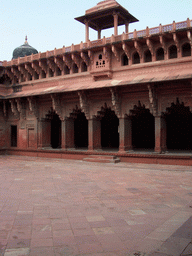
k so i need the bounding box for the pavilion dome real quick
[12,36,38,59]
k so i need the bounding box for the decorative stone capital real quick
[78,91,89,120]
[51,94,63,121]
[148,84,158,116]
[110,88,121,118]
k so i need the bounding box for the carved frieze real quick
[110,88,121,118]
[5,69,14,80]
[25,63,33,76]
[11,67,20,79]
[80,52,89,66]
[160,35,167,54]
[146,38,154,56]
[18,65,28,80]
[27,97,39,119]
[173,33,180,52]
[148,84,158,116]
[54,57,64,70]
[47,59,55,72]
[78,91,89,119]
[32,62,41,75]
[72,53,81,68]
[39,60,47,73]
[51,94,63,120]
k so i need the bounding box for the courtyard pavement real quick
[0,155,191,256]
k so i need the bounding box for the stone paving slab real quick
[0,155,191,256]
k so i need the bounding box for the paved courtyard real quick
[0,155,191,256]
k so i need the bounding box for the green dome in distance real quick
[12,36,38,59]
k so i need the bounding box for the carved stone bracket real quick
[134,40,142,58]
[5,69,14,80]
[47,59,55,72]
[112,45,120,61]
[103,47,111,62]
[110,88,121,118]
[146,38,154,56]
[54,57,64,70]
[173,33,180,52]
[11,67,20,79]
[72,53,81,68]
[80,52,89,65]
[39,60,47,73]
[63,55,72,69]
[9,99,20,118]
[32,62,41,75]
[148,84,158,116]
[160,35,167,54]
[25,63,33,76]
[78,91,89,119]
[18,65,28,80]
[15,98,26,119]
[27,97,39,119]
[122,43,131,59]
[51,94,63,120]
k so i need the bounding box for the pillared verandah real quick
[0,0,192,165]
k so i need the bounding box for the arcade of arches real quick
[42,100,192,152]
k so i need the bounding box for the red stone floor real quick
[0,155,191,256]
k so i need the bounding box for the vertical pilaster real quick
[88,118,101,151]
[119,117,132,152]
[98,29,101,39]
[85,20,89,42]
[62,118,74,149]
[125,23,129,34]
[155,115,167,153]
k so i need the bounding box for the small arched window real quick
[156,47,164,61]
[144,50,152,62]
[133,52,140,64]
[182,43,191,57]
[122,54,129,66]
[99,54,102,60]
[169,45,177,59]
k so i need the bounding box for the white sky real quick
[1,0,192,61]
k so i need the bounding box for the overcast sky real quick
[1,0,192,61]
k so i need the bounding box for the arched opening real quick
[130,101,155,150]
[41,70,46,78]
[169,45,177,59]
[132,52,140,64]
[64,65,70,75]
[34,72,39,80]
[44,110,62,149]
[182,43,191,57]
[156,47,164,61]
[70,108,88,148]
[49,68,54,77]
[56,67,61,76]
[73,64,79,74]
[98,105,119,149]
[164,99,192,151]
[144,50,152,62]
[81,62,87,72]
[122,53,129,66]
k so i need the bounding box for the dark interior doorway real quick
[164,99,192,150]
[74,111,88,148]
[51,113,61,148]
[11,125,17,147]
[100,107,119,149]
[130,102,155,149]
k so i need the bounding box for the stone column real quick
[125,22,129,34]
[119,117,132,152]
[88,118,101,151]
[62,118,74,149]
[155,115,167,153]
[98,29,101,40]
[85,20,89,42]
[113,13,118,36]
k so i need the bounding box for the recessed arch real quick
[144,50,152,62]
[182,43,191,57]
[121,53,129,66]
[72,63,78,74]
[81,62,87,72]
[130,101,155,150]
[169,45,177,59]
[64,65,70,75]
[97,104,119,149]
[164,98,192,150]
[46,109,61,149]
[132,52,140,64]
[156,47,164,61]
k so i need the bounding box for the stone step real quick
[83,155,120,163]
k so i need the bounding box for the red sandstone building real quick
[0,0,192,165]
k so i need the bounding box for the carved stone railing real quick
[2,18,192,67]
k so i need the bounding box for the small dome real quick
[12,36,38,59]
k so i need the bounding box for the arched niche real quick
[144,50,152,63]
[156,47,164,61]
[130,101,155,150]
[132,52,140,64]
[182,43,191,57]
